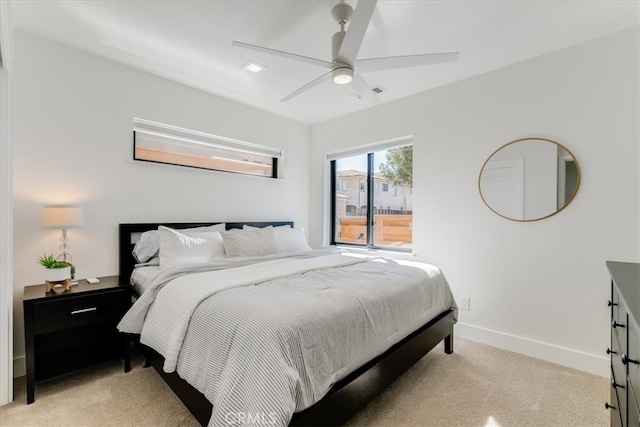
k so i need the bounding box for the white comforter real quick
[118,250,456,426]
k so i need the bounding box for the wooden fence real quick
[338,215,412,246]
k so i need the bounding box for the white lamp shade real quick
[42,206,85,229]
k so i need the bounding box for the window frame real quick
[328,138,413,252]
[133,118,282,179]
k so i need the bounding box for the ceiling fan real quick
[232,0,459,103]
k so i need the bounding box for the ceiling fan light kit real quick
[232,0,459,103]
[332,67,353,84]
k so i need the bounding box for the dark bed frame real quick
[119,222,454,426]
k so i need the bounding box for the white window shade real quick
[326,136,412,161]
[133,118,282,178]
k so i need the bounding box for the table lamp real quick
[42,205,85,262]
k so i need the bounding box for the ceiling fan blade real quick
[336,0,378,65]
[356,52,459,73]
[232,41,333,69]
[349,73,379,105]
[280,71,332,102]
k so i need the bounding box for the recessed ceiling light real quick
[243,61,266,73]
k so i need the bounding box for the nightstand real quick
[23,276,131,404]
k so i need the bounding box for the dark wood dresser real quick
[607,261,640,427]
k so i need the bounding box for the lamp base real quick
[55,251,73,263]
[45,278,71,293]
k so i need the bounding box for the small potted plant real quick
[38,254,75,282]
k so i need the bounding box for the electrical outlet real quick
[460,296,470,311]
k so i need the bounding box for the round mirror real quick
[478,137,580,221]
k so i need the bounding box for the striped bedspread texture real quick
[118,249,457,426]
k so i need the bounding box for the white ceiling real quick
[11,0,639,125]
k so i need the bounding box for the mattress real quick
[119,250,456,426]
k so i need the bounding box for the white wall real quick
[11,31,310,375]
[310,28,639,376]
[0,0,14,405]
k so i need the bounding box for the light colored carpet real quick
[0,338,608,427]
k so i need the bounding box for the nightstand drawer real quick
[34,290,128,334]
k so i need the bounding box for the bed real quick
[117,221,456,426]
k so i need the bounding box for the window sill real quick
[334,244,415,260]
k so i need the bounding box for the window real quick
[133,118,281,178]
[341,180,348,191]
[329,139,413,250]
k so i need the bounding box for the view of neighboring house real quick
[335,170,413,217]
[334,170,413,248]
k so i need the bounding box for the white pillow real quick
[273,227,311,253]
[158,226,226,269]
[243,224,310,253]
[132,232,160,263]
[133,223,226,263]
[222,226,278,257]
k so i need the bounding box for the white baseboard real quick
[455,322,609,378]
[11,325,608,379]
[13,355,25,378]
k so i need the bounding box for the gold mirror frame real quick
[478,137,581,222]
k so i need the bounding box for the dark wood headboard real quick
[118,221,294,280]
